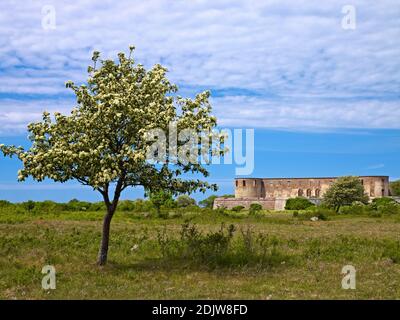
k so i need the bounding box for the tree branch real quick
[99,183,111,207]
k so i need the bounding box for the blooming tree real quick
[323,176,368,212]
[0,46,222,265]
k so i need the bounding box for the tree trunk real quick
[97,178,124,266]
[97,205,115,266]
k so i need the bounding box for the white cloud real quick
[0,98,74,135]
[0,0,399,133]
[0,183,86,191]
[366,163,385,170]
[212,95,400,129]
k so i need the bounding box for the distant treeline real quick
[0,195,235,213]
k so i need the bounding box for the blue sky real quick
[0,0,399,202]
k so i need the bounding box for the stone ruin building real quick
[213,176,390,210]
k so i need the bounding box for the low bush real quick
[297,207,336,221]
[369,211,383,218]
[65,199,92,211]
[156,222,288,268]
[129,199,155,213]
[231,205,245,212]
[377,202,400,215]
[214,207,227,216]
[285,197,315,210]
[249,203,262,215]
[176,195,196,208]
[367,197,400,215]
[198,195,218,208]
[371,197,396,208]
[0,200,12,208]
[157,210,170,219]
[338,200,400,216]
[32,200,61,213]
[21,200,35,211]
[169,211,183,219]
[89,202,107,211]
[117,200,137,211]
[339,203,366,215]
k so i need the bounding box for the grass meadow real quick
[1,206,400,299]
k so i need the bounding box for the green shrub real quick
[117,200,137,211]
[214,207,227,216]
[65,199,92,211]
[148,190,176,212]
[0,200,12,208]
[362,197,400,216]
[32,200,60,213]
[316,213,328,221]
[338,205,353,215]
[199,195,218,208]
[89,201,107,211]
[21,200,35,211]
[156,222,288,268]
[184,205,200,212]
[371,197,396,208]
[292,210,299,217]
[157,210,170,219]
[298,207,336,221]
[176,195,196,208]
[378,202,400,215]
[129,199,154,212]
[285,197,314,210]
[231,205,245,212]
[164,198,177,209]
[169,211,183,218]
[369,211,383,218]
[339,203,366,215]
[389,180,400,196]
[249,203,262,215]
[314,207,336,215]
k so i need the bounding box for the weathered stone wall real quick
[274,198,287,211]
[213,197,275,210]
[235,176,389,200]
[234,178,263,198]
[225,176,390,211]
[391,196,400,203]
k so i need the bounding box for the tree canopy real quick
[0,46,223,265]
[148,189,175,213]
[176,195,196,207]
[323,176,368,212]
[390,180,400,196]
[198,195,218,208]
[0,46,219,196]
